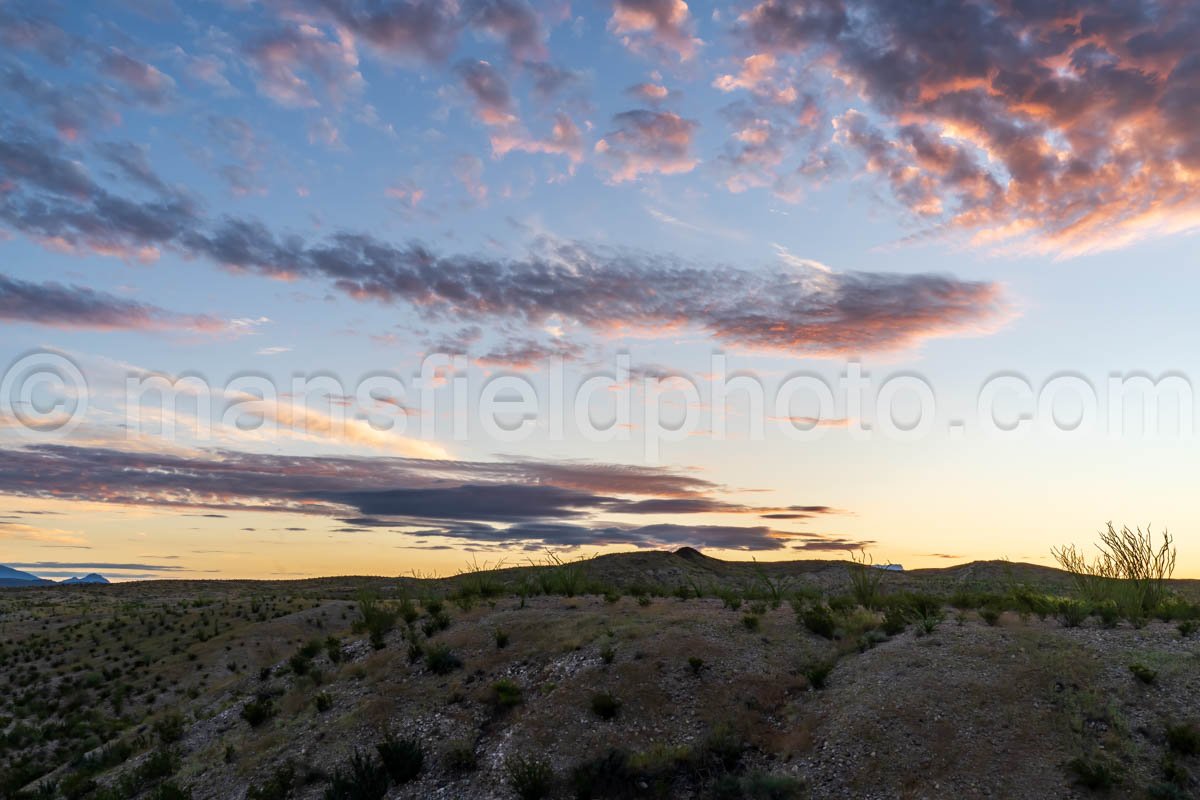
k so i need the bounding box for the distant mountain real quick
[62,573,110,585]
[0,565,111,587]
[0,564,52,587]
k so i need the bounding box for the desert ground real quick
[2,549,1198,800]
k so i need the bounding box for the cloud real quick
[609,0,700,60]
[0,444,860,551]
[99,48,176,108]
[0,122,1005,355]
[244,22,363,108]
[95,141,171,194]
[476,336,585,369]
[625,82,674,105]
[0,521,86,545]
[453,153,488,201]
[7,561,187,571]
[315,0,464,63]
[456,59,516,125]
[0,62,121,140]
[733,0,1200,256]
[0,274,227,332]
[490,113,584,163]
[595,109,699,181]
[0,7,73,64]
[467,0,547,62]
[526,62,585,102]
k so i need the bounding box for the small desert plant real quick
[599,642,616,665]
[1130,663,1158,685]
[712,772,805,799]
[590,691,622,720]
[444,742,478,773]
[1177,620,1197,638]
[880,606,908,635]
[742,614,761,632]
[241,696,276,728]
[489,679,523,711]
[323,749,389,800]
[354,591,398,650]
[425,644,462,675]
[505,754,555,800]
[153,713,186,745]
[799,604,836,639]
[1166,723,1200,756]
[688,656,704,676]
[1058,598,1089,628]
[1066,754,1123,790]
[980,606,1001,626]
[315,692,333,712]
[801,659,834,690]
[637,595,652,607]
[1052,523,1176,619]
[846,549,884,609]
[377,733,423,783]
[494,628,510,649]
[246,762,296,800]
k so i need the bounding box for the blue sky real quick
[1,0,1198,580]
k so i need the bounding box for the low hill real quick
[2,549,1198,799]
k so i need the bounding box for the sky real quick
[1,0,1198,581]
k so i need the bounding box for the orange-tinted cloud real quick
[732,0,1200,256]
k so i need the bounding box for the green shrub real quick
[247,762,296,800]
[1130,663,1158,685]
[880,606,908,636]
[489,679,523,711]
[1052,523,1176,620]
[505,754,555,800]
[980,607,1001,626]
[354,592,398,650]
[688,656,704,676]
[377,733,423,784]
[241,696,276,728]
[1057,599,1089,628]
[324,749,389,800]
[799,605,836,639]
[599,643,616,665]
[590,691,621,720]
[712,772,805,799]
[153,713,185,745]
[444,742,477,773]
[494,628,510,649]
[846,549,884,609]
[741,614,761,632]
[1066,755,1123,790]
[424,645,462,675]
[801,660,834,690]
[1166,723,1200,756]
[315,692,333,712]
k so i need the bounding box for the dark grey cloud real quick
[0,444,854,551]
[0,273,224,331]
[476,337,585,368]
[7,561,188,571]
[315,0,464,63]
